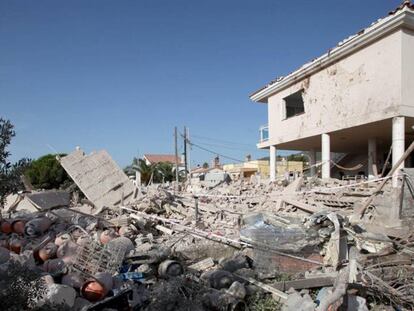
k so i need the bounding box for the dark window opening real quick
[284,90,304,119]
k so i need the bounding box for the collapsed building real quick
[1,133,414,311]
[1,2,414,311]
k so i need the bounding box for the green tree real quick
[124,158,176,185]
[124,158,154,185]
[202,162,209,169]
[153,161,175,183]
[0,118,31,205]
[124,157,140,177]
[287,154,307,163]
[25,154,71,189]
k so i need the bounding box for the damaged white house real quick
[251,2,414,186]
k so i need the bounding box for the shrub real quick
[25,154,70,190]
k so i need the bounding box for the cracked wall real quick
[266,29,403,147]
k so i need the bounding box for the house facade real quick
[143,154,182,166]
[223,159,303,180]
[251,2,414,187]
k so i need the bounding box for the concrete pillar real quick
[322,133,331,179]
[392,117,405,188]
[136,170,142,186]
[368,138,377,180]
[308,149,316,177]
[270,145,277,182]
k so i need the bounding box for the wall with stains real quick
[402,28,414,117]
[266,30,403,147]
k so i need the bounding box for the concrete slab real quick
[4,194,38,213]
[26,191,70,210]
[60,149,135,209]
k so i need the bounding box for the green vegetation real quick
[25,154,71,190]
[0,118,31,205]
[287,153,307,163]
[124,157,176,185]
[0,260,71,311]
[247,293,282,311]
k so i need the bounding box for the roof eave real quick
[250,9,414,104]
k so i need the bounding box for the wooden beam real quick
[272,277,335,291]
[234,273,288,301]
[283,198,322,213]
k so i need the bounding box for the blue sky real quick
[1,0,402,168]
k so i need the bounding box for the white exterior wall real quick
[265,30,403,147]
[401,28,414,117]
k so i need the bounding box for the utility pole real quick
[187,127,191,184]
[184,126,188,179]
[174,127,179,190]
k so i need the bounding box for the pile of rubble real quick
[1,148,414,310]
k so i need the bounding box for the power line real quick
[188,140,244,163]
[191,134,253,147]
[190,139,255,152]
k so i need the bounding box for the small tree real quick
[0,118,31,205]
[25,154,70,189]
[202,162,209,169]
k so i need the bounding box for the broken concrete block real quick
[4,193,37,213]
[283,177,304,194]
[26,190,70,210]
[60,149,135,209]
[282,290,316,311]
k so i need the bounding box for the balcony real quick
[259,125,269,142]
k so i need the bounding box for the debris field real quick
[1,148,414,311]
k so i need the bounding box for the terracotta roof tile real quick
[143,154,182,164]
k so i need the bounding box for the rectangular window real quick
[284,90,304,119]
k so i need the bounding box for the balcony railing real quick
[259,125,269,142]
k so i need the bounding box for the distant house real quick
[223,157,303,180]
[190,166,212,180]
[204,168,230,188]
[143,154,182,166]
[190,166,229,188]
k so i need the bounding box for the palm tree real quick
[125,158,177,185]
[154,162,174,183]
[124,158,154,185]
